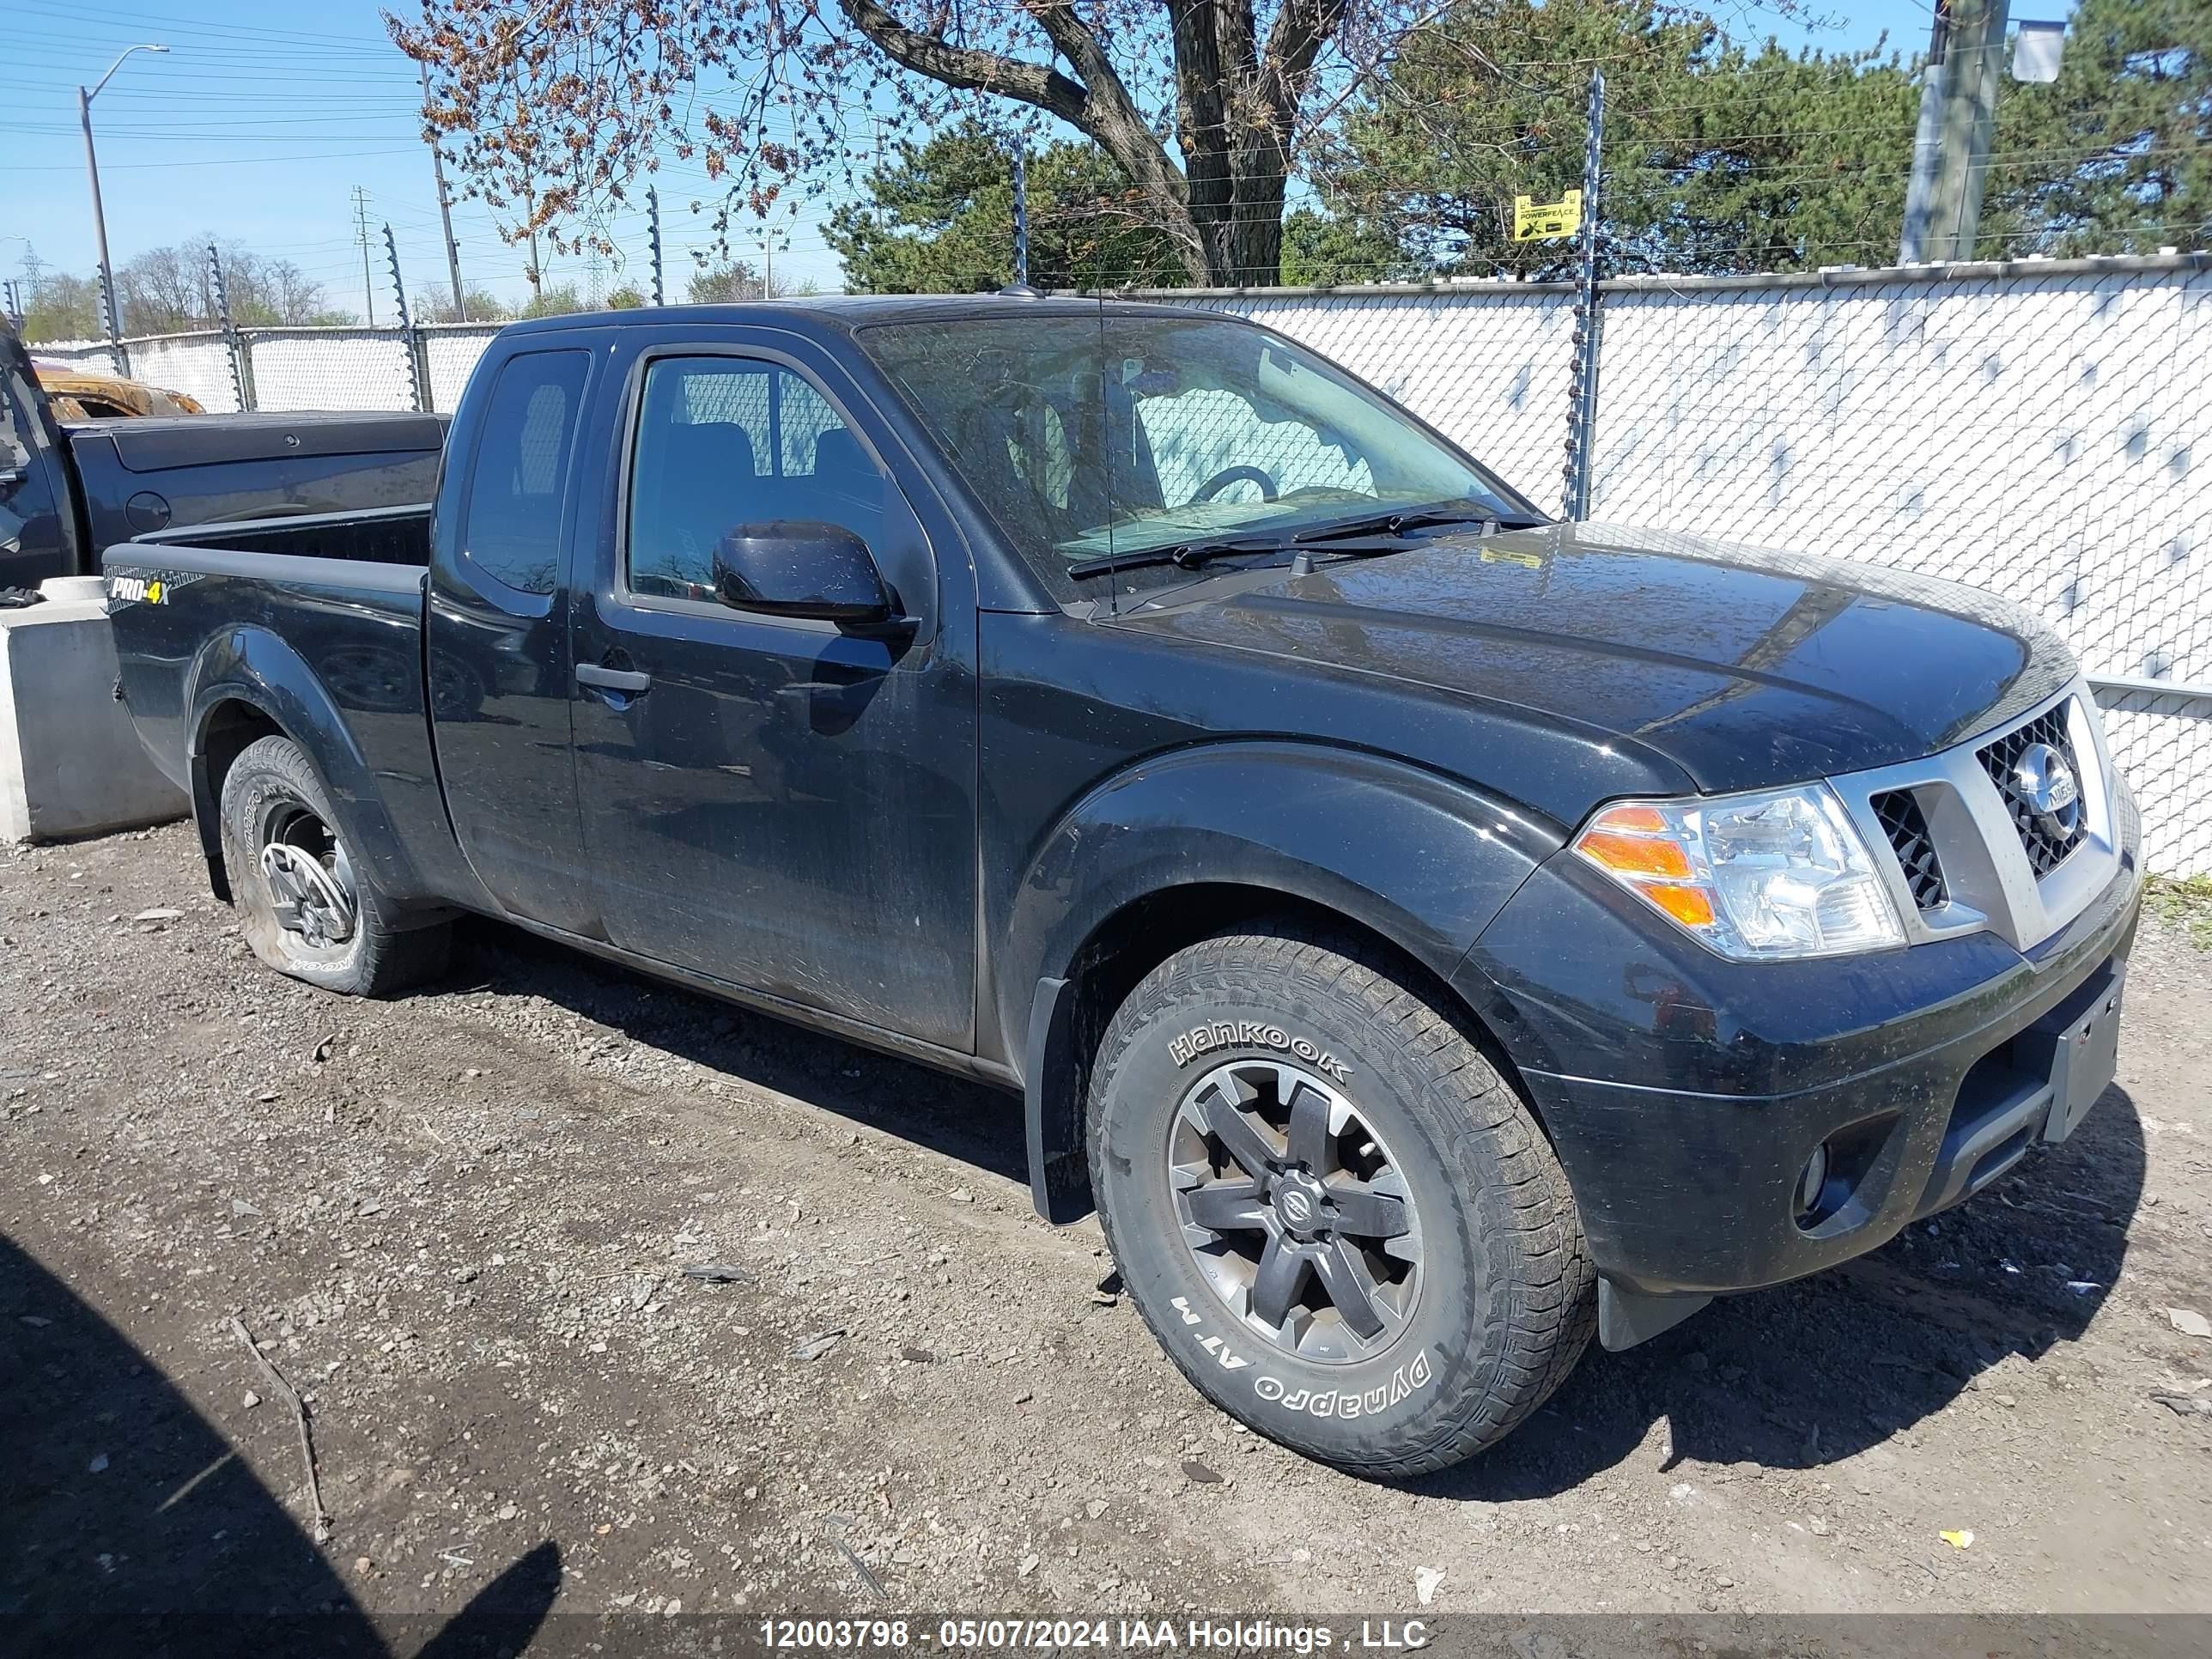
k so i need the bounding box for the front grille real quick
[1873,789,1948,909]
[1978,702,2087,878]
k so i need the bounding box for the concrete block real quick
[0,576,188,842]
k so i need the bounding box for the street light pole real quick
[79,42,167,358]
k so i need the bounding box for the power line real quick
[0,147,424,173]
[15,0,400,50]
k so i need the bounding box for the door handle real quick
[575,662,652,695]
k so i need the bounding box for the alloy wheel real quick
[1167,1059,1423,1364]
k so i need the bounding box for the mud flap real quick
[1024,975,1092,1224]
[1599,1280,1711,1351]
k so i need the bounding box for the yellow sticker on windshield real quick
[1514,191,1583,241]
[1482,546,1544,569]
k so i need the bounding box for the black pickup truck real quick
[104,298,2140,1478]
[2,324,443,592]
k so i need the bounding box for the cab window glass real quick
[1133,378,1371,507]
[627,356,885,599]
[2,358,61,588]
[460,349,588,595]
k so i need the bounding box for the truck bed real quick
[128,501,431,566]
[102,510,465,909]
[67,412,445,569]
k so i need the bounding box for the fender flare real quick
[184,623,428,904]
[1003,741,1565,1221]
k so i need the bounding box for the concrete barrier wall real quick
[0,580,186,843]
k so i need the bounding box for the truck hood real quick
[1103,520,2076,795]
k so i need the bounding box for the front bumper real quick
[1454,774,2141,1321]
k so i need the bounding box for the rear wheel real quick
[1087,924,1595,1477]
[219,734,450,997]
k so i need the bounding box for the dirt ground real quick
[3,823,2209,1650]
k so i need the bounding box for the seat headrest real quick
[662,419,756,480]
[811,425,867,482]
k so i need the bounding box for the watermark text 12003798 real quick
[754,1619,1431,1652]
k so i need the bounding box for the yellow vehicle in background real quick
[31,361,205,422]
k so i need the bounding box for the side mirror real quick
[710,520,898,628]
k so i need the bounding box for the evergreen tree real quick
[827,123,1191,293]
[1279,208,1419,286]
[1313,0,1920,277]
[1988,0,2209,257]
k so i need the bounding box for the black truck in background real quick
[1,324,443,593]
[104,298,2140,1480]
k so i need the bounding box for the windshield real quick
[858,312,1536,599]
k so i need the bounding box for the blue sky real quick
[2,2,2045,319]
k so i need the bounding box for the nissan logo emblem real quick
[1279,1189,1315,1225]
[2014,741,2081,836]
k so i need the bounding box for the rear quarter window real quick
[460,349,590,595]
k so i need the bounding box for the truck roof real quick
[495,293,1212,338]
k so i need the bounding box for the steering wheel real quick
[1191,464,1279,503]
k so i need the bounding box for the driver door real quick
[569,336,978,1051]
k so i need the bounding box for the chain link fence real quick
[34,324,504,416]
[29,252,2211,873]
[1170,254,2211,878]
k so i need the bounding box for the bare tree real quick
[115,244,206,335]
[20,271,102,343]
[418,281,515,321]
[683,258,805,302]
[110,240,348,332]
[388,0,1489,286]
[243,258,348,325]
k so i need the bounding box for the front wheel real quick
[219,734,450,997]
[1087,926,1595,1478]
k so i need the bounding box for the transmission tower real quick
[351,185,376,325]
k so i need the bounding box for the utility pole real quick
[518,187,544,306]
[351,186,377,324]
[1899,0,2014,263]
[79,42,168,361]
[647,186,665,306]
[418,60,467,322]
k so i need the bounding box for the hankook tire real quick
[219,733,451,998]
[1088,923,1595,1476]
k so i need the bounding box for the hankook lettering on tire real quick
[1168,1021,1352,1081]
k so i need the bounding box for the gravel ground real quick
[3,823,2209,1647]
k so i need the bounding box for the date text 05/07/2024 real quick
[755,1620,1435,1652]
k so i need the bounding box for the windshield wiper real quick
[1066,539,1267,580]
[1292,504,1540,544]
[1066,533,1415,580]
[1063,501,1547,581]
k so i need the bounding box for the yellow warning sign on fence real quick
[1513,190,1583,241]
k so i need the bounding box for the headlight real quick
[1571,783,1905,960]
